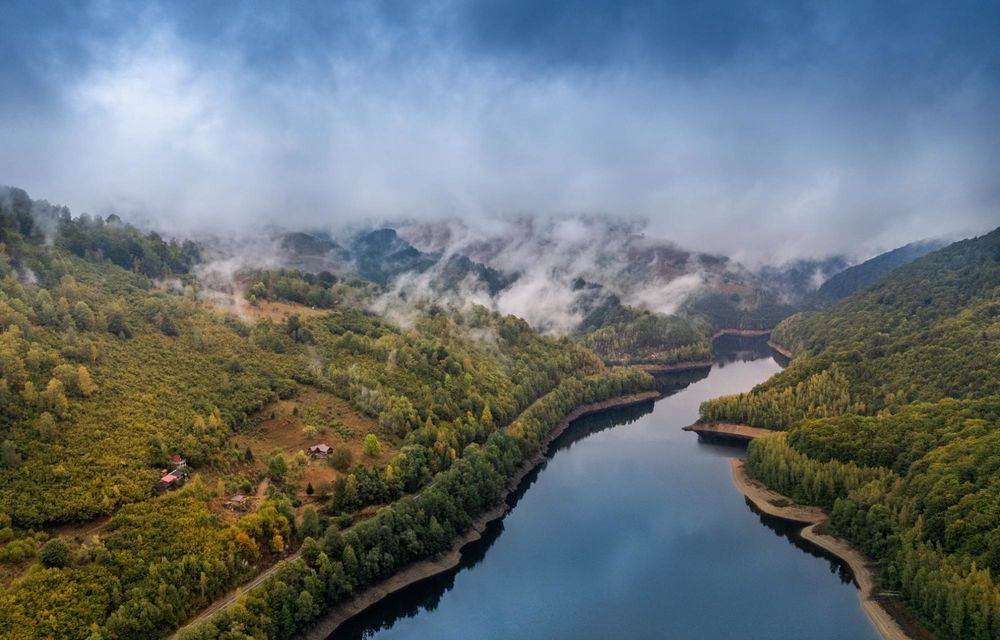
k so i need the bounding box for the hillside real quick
[0,188,652,640]
[813,239,945,303]
[699,227,1000,639]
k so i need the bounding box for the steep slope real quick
[0,188,638,640]
[813,239,946,303]
[700,227,1000,640]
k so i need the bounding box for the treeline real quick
[579,299,712,365]
[746,404,1000,639]
[0,188,620,639]
[246,269,372,309]
[0,485,297,640]
[699,365,862,430]
[745,435,887,507]
[177,367,654,640]
[722,228,1000,640]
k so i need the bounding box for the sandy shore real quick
[682,421,778,441]
[730,459,928,640]
[634,361,713,375]
[767,340,793,360]
[297,390,661,640]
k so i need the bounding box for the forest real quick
[0,189,652,639]
[702,228,1000,639]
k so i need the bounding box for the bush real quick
[38,538,70,568]
[329,447,353,472]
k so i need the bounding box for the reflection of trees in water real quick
[333,389,673,638]
[333,350,762,639]
[745,499,854,585]
[332,518,508,639]
[712,335,774,366]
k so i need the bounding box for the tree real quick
[306,482,314,496]
[363,434,381,457]
[77,365,95,396]
[38,538,70,568]
[329,447,352,472]
[72,301,95,330]
[36,412,58,441]
[244,446,255,462]
[45,378,69,417]
[269,454,288,484]
[300,507,320,540]
[286,314,302,340]
[0,440,20,469]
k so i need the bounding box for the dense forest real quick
[0,188,652,639]
[576,294,712,365]
[701,228,1000,639]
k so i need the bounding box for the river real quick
[331,339,880,640]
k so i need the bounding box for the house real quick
[308,443,332,458]
[157,464,189,493]
[171,454,187,467]
[158,472,182,492]
[224,494,251,511]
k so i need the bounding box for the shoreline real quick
[712,328,772,339]
[297,389,661,640]
[730,459,930,640]
[682,421,778,441]
[767,340,793,360]
[634,361,713,375]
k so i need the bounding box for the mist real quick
[1,1,998,262]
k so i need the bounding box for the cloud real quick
[0,1,998,261]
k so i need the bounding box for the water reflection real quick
[331,339,878,640]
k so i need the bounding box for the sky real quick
[1,0,998,261]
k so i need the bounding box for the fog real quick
[1,1,998,263]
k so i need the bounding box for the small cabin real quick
[171,454,187,467]
[157,464,189,493]
[308,444,332,458]
[225,494,251,511]
[158,472,183,492]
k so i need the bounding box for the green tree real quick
[363,434,381,457]
[268,454,288,484]
[38,538,70,568]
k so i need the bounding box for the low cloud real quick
[1,2,997,262]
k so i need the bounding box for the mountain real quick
[700,227,1000,640]
[813,239,946,303]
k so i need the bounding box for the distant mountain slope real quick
[813,239,946,302]
[703,227,1000,429]
[350,228,439,284]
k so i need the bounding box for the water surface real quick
[335,346,879,640]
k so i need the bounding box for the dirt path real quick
[255,478,269,501]
[730,459,926,640]
[170,548,303,638]
[173,390,661,639]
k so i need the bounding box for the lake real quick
[332,341,880,640]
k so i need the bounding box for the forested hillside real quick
[0,188,649,640]
[813,239,944,303]
[700,227,1000,639]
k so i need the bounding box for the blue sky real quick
[1,1,998,259]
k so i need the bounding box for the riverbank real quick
[712,328,772,339]
[635,361,713,375]
[682,421,777,441]
[730,459,932,640]
[297,389,661,640]
[767,340,793,360]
